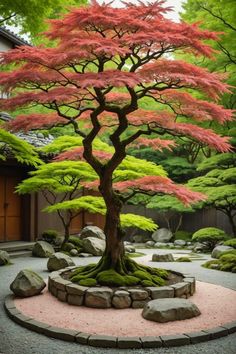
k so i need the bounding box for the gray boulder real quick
[10,269,46,297]
[152,228,173,243]
[79,226,105,240]
[32,241,54,258]
[82,237,105,256]
[152,253,174,262]
[211,245,234,259]
[174,239,186,247]
[0,250,10,266]
[47,252,75,271]
[142,298,201,323]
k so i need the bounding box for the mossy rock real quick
[61,242,75,252]
[140,280,156,287]
[224,238,236,249]
[78,278,97,286]
[96,269,140,287]
[176,257,192,262]
[202,259,220,269]
[132,270,152,281]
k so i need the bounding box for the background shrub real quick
[192,227,228,251]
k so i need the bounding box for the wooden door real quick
[0,175,21,242]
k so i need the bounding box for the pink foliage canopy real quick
[0,0,234,206]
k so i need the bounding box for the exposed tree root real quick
[70,255,169,287]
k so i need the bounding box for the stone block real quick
[88,335,117,348]
[55,279,71,291]
[146,286,174,299]
[161,334,190,346]
[44,327,78,341]
[132,299,150,308]
[112,291,131,308]
[23,319,51,334]
[171,282,190,297]
[75,332,90,344]
[66,283,88,296]
[204,326,228,339]
[85,287,113,308]
[140,336,162,348]
[57,290,67,302]
[128,289,148,300]
[184,331,211,344]
[222,321,236,334]
[68,294,83,306]
[183,277,195,295]
[117,337,142,349]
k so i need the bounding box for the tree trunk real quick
[227,211,236,236]
[99,179,125,269]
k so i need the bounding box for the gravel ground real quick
[0,249,236,354]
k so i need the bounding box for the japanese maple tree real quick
[0,1,233,286]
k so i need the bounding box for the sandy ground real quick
[14,281,236,337]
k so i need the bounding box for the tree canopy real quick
[0,1,233,284]
[0,0,87,37]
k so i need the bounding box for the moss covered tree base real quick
[70,255,169,287]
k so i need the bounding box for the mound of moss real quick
[224,238,236,249]
[192,227,228,251]
[202,252,236,273]
[97,269,140,287]
[175,257,192,262]
[78,278,97,286]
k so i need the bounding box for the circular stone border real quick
[47,266,196,309]
[4,294,236,348]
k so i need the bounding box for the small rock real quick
[78,253,94,257]
[79,226,105,240]
[10,269,46,297]
[152,253,175,262]
[142,298,201,323]
[32,241,54,258]
[211,245,234,259]
[70,249,78,256]
[47,252,75,271]
[146,241,155,247]
[174,240,186,247]
[125,246,136,253]
[152,228,173,243]
[0,250,10,266]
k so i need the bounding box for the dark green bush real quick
[192,227,228,251]
[68,236,83,248]
[41,229,58,243]
[174,230,192,241]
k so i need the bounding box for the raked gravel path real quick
[0,248,236,354]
